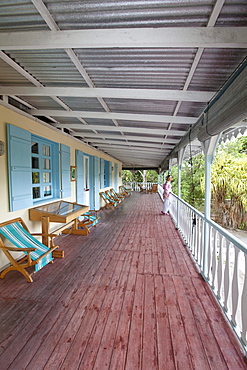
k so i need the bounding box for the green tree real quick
[171,153,205,209]
[122,169,158,183]
[211,138,247,229]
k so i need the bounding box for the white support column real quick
[201,135,221,279]
[177,147,186,229]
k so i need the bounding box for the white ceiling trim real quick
[0,86,215,102]
[0,27,246,50]
[30,109,196,124]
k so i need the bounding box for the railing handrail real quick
[172,193,247,254]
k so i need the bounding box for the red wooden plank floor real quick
[0,192,246,369]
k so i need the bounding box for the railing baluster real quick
[241,254,247,346]
[223,239,231,313]
[206,225,212,280]
[217,234,223,301]
[231,245,240,327]
[211,228,217,290]
[194,215,198,261]
[199,217,204,268]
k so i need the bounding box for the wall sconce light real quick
[0,141,5,156]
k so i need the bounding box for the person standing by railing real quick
[161,175,172,215]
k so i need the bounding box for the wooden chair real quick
[119,186,132,196]
[77,210,101,229]
[0,218,59,282]
[138,184,147,193]
[106,188,124,202]
[147,184,158,194]
[100,191,119,210]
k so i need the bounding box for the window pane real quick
[43,172,51,183]
[31,142,39,154]
[44,186,52,197]
[43,145,50,156]
[32,172,40,184]
[43,158,50,169]
[33,187,40,199]
[32,157,39,169]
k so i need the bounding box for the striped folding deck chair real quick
[105,189,123,203]
[0,218,59,282]
[77,210,101,229]
[108,188,124,202]
[119,186,132,196]
[99,191,119,210]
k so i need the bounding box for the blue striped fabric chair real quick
[119,186,132,196]
[100,191,119,210]
[105,189,123,203]
[0,218,58,282]
[78,210,101,229]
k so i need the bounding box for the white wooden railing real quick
[123,182,157,192]
[168,191,247,356]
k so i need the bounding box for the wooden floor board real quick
[154,274,175,370]
[0,192,246,369]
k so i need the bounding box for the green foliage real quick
[211,138,247,228]
[122,170,133,183]
[122,169,158,183]
[238,136,247,154]
[171,153,205,209]
[122,136,247,229]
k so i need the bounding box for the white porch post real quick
[177,147,186,229]
[201,135,221,279]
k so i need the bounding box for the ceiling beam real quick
[96,143,170,151]
[54,124,184,136]
[0,86,215,102]
[80,134,179,144]
[30,109,196,124]
[101,147,168,154]
[84,140,173,148]
[0,27,246,50]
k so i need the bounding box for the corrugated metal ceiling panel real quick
[0,0,246,169]
[6,50,89,87]
[44,0,215,29]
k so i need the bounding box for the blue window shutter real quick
[76,150,84,204]
[60,144,71,198]
[100,158,104,188]
[114,163,118,191]
[93,156,100,210]
[89,155,94,209]
[109,161,112,187]
[104,160,109,187]
[7,124,32,212]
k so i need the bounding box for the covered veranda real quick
[0,192,246,370]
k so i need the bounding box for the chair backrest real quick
[152,184,158,191]
[149,184,158,193]
[0,220,50,262]
[100,192,115,204]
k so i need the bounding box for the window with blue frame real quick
[31,137,54,201]
[7,124,70,212]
